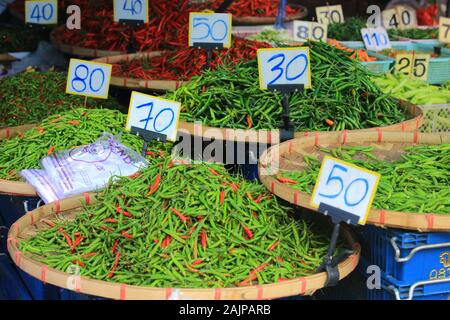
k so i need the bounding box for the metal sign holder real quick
[130,126,167,157]
[119,19,145,54]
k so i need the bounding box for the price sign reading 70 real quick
[311,156,381,225]
[257,48,311,90]
[126,92,181,142]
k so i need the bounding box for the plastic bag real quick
[21,133,148,204]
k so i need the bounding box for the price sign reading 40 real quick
[257,48,311,90]
[311,156,381,225]
[25,0,58,25]
[66,59,112,99]
[361,27,391,51]
[189,12,232,48]
[315,5,344,25]
[293,21,328,42]
[126,92,181,142]
[113,0,149,23]
[382,5,417,30]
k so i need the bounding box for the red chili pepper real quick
[112,239,119,253]
[63,233,73,247]
[254,193,265,203]
[247,115,252,129]
[277,176,299,184]
[239,274,257,286]
[209,168,220,176]
[326,119,334,127]
[148,174,161,195]
[243,226,253,240]
[269,241,280,251]
[170,208,189,223]
[201,229,207,250]
[188,225,197,236]
[41,219,55,228]
[191,259,203,266]
[66,120,80,125]
[82,252,97,258]
[72,260,85,267]
[47,145,55,155]
[129,172,141,179]
[48,117,62,124]
[121,231,134,239]
[104,218,118,223]
[101,226,113,233]
[146,151,156,157]
[219,190,226,205]
[250,262,269,275]
[108,252,121,278]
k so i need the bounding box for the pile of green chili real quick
[278,145,450,214]
[0,71,121,127]
[388,28,438,40]
[19,155,335,288]
[166,41,408,131]
[327,17,367,41]
[0,108,142,181]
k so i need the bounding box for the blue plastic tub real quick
[342,41,398,74]
[361,225,450,283]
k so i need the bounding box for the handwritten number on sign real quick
[319,164,369,207]
[71,65,105,93]
[192,18,227,41]
[123,0,142,15]
[31,3,53,21]
[267,53,308,85]
[137,102,175,133]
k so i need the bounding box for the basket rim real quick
[7,192,360,300]
[258,131,450,232]
[232,5,308,25]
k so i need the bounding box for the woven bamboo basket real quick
[232,5,307,26]
[258,131,450,232]
[93,52,187,91]
[177,100,423,144]
[50,25,124,58]
[7,192,360,300]
[0,53,17,62]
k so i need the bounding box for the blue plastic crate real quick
[360,225,450,283]
[341,41,396,74]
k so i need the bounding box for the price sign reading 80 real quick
[257,48,311,90]
[113,0,148,23]
[189,13,232,48]
[66,59,112,99]
[25,0,58,25]
[311,156,381,225]
[361,27,391,51]
[126,92,181,142]
[293,21,328,42]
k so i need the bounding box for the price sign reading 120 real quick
[189,12,232,48]
[311,156,381,225]
[25,0,58,25]
[257,48,311,90]
[126,92,181,142]
[113,0,149,23]
[66,59,112,99]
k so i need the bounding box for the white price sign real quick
[439,17,450,44]
[25,0,58,25]
[113,0,149,23]
[126,92,181,142]
[311,156,381,225]
[293,21,328,42]
[315,5,344,25]
[382,5,417,30]
[66,59,112,99]
[189,13,232,48]
[361,27,391,51]
[257,48,311,90]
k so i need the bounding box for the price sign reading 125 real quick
[189,13,232,48]
[257,48,311,90]
[361,27,391,51]
[25,0,58,25]
[113,0,149,23]
[126,92,181,142]
[311,156,381,225]
[66,59,112,99]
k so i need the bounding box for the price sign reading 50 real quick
[257,48,311,90]
[113,0,148,23]
[311,156,381,225]
[189,13,232,48]
[126,92,181,142]
[25,0,58,25]
[66,59,112,99]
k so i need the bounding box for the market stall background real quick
[0,0,449,301]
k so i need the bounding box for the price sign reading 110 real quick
[311,156,381,225]
[257,48,311,90]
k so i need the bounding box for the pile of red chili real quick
[209,0,301,17]
[112,38,271,81]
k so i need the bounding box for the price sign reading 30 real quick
[66,59,112,99]
[311,156,381,225]
[113,0,149,23]
[25,0,58,25]
[189,13,232,48]
[126,92,181,142]
[257,48,311,90]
